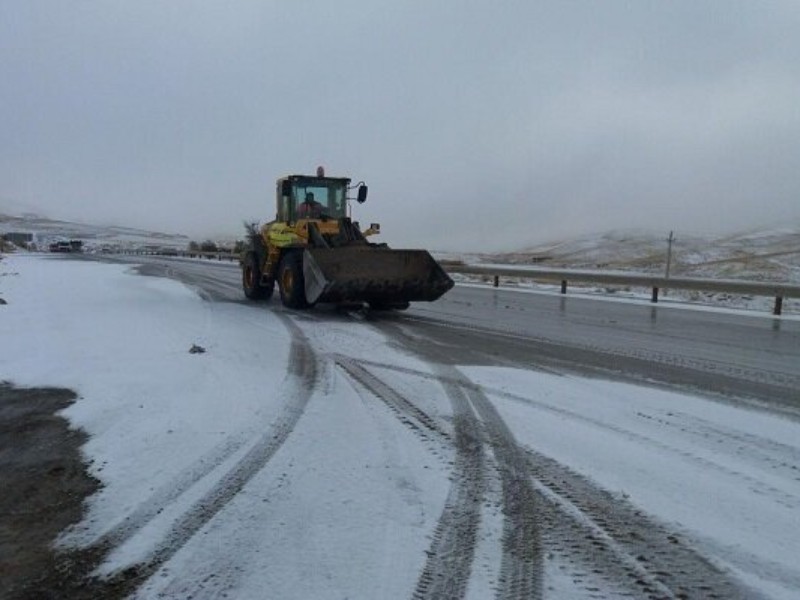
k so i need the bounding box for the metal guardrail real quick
[444,264,799,316]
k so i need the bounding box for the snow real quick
[0,254,451,599]
[135,366,448,600]
[2,253,799,599]
[459,366,800,599]
[1,255,292,543]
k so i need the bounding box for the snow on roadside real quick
[135,364,449,600]
[459,365,800,600]
[0,254,452,599]
[0,255,294,543]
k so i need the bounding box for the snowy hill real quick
[4,211,799,286]
[0,212,190,251]
[483,226,800,284]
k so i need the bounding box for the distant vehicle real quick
[49,240,83,253]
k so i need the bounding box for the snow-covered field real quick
[2,254,799,599]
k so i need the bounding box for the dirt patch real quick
[0,384,103,599]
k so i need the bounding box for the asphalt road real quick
[110,255,800,414]
[405,284,800,411]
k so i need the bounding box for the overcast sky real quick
[2,1,799,251]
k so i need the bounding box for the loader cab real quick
[276,175,350,223]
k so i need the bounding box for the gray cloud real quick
[2,1,799,251]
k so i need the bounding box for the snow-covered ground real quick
[2,254,799,599]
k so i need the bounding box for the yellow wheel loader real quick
[241,168,454,310]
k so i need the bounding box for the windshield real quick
[291,179,347,221]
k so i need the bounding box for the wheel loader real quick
[241,167,454,309]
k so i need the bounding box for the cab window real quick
[291,181,346,220]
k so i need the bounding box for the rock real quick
[189,344,206,354]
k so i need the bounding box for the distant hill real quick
[484,227,800,284]
[434,225,800,285]
[4,211,799,286]
[0,212,190,250]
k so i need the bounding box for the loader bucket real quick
[303,246,454,305]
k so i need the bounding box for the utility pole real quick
[665,230,675,280]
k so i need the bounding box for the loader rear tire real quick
[242,253,274,300]
[278,252,309,309]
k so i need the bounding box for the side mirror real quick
[281,180,292,197]
[357,185,368,204]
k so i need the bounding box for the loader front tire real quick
[242,253,273,300]
[278,252,309,309]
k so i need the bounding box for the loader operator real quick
[297,192,323,219]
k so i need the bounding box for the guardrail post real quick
[774,296,783,316]
[493,275,499,288]
[651,287,659,303]
[561,280,567,294]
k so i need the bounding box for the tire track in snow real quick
[411,380,485,600]
[365,320,543,600]
[329,357,667,598]
[333,357,486,600]
[348,358,800,510]
[460,383,544,600]
[524,450,760,600]
[88,430,255,553]
[340,355,755,599]
[83,314,310,556]
[488,387,800,511]
[137,316,317,570]
[334,356,450,445]
[634,409,800,483]
[94,315,319,595]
